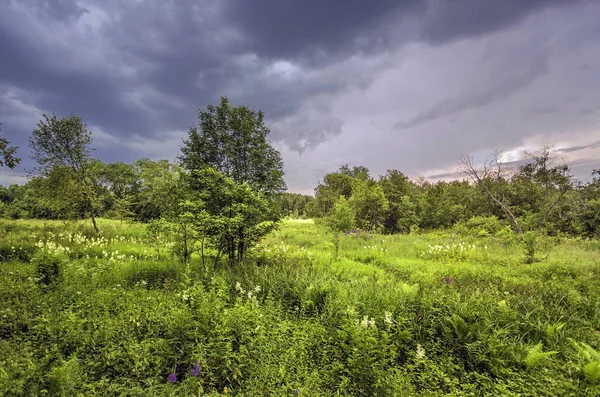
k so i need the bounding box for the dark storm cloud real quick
[417,0,578,44]
[21,0,89,22]
[221,0,422,64]
[0,0,592,189]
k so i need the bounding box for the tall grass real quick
[0,218,599,396]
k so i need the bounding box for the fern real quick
[545,322,566,339]
[525,343,557,369]
[583,362,600,385]
[570,339,600,384]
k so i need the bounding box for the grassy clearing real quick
[1,218,599,396]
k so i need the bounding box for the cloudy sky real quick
[1,0,599,193]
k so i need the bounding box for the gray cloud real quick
[556,141,600,154]
[395,43,549,129]
[0,0,598,190]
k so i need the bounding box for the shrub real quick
[522,232,538,264]
[0,242,37,262]
[461,215,504,237]
[31,252,63,287]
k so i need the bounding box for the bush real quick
[522,231,538,264]
[31,252,63,287]
[0,242,37,262]
[461,216,504,237]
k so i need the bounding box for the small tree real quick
[325,196,356,259]
[113,195,135,225]
[29,114,101,233]
[0,123,20,169]
[189,167,277,265]
[179,96,286,263]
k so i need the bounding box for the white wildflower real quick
[384,311,393,325]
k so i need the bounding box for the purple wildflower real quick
[294,389,300,396]
[191,364,200,377]
[167,373,177,383]
[444,276,452,285]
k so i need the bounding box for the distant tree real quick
[459,152,523,235]
[0,123,20,169]
[180,96,286,263]
[29,114,101,233]
[113,195,135,225]
[134,159,183,221]
[276,192,314,218]
[325,196,356,259]
[395,195,420,233]
[313,164,368,217]
[349,178,388,231]
[379,169,415,233]
[516,146,573,233]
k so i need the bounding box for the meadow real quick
[1,218,599,396]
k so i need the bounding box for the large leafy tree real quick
[0,123,20,169]
[29,113,101,233]
[179,95,286,194]
[180,96,286,263]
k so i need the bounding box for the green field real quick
[1,218,600,396]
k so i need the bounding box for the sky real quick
[0,0,599,194]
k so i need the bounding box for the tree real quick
[516,146,573,233]
[134,159,182,221]
[313,165,368,217]
[179,95,286,194]
[459,152,523,235]
[325,196,356,259]
[0,123,20,169]
[179,96,286,263]
[29,114,101,233]
[379,169,414,233]
[349,178,388,231]
[189,167,277,264]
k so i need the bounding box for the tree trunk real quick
[91,213,99,234]
[484,188,523,235]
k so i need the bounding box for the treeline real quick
[306,153,600,238]
[0,96,289,264]
[1,101,599,240]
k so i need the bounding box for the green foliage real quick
[31,251,63,287]
[325,196,356,235]
[2,219,600,395]
[180,95,285,194]
[0,122,21,169]
[349,178,388,231]
[524,343,557,369]
[496,225,517,245]
[570,339,600,385]
[325,196,356,259]
[178,97,285,263]
[462,215,503,237]
[29,113,101,232]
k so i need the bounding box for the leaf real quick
[525,343,557,369]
